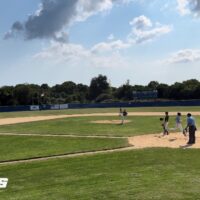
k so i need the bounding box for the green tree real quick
[157,83,169,99]
[14,84,32,105]
[115,80,133,100]
[148,81,159,90]
[0,86,15,105]
[89,75,110,101]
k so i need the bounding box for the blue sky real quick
[1,0,200,87]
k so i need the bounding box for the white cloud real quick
[177,0,200,17]
[34,42,89,63]
[177,0,190,15]
[129,15,152,29]
[75,0,113,22]
[134,25,172,43]
[128,15,172,44]
[91,40,130,53]
[34,14,172,69]
[163,49,200,64]
[34,41,130,68]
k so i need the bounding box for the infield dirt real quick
[1,111,200,125]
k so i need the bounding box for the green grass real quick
[0,106,200,118]
[0,135,128,162]
[0,115,193,137]
[0,107,199,199]
[1,149,200,199]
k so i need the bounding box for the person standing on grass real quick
[184,113,197,144]
[163,112,169,135]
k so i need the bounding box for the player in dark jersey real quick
[163,112,169,135]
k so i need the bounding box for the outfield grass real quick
[0,106,200,118]
[0,115,193,137]
[1,149,200,199]
[0,135,128,162]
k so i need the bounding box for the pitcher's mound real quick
[91,120,131,124]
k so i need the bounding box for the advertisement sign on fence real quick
[30,105,40,111]
[59,104,68,109]
[50,104,60,110]
[50,104,69,110]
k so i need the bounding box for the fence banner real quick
[1,100,200,113]
[59,104,68,109]
[50,104,60,110]
[30,105,40,111]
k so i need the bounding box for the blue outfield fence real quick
[68,100,200,109]
[0,105,30,112]
[1,100,200,112]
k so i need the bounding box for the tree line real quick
[0,75,200,106]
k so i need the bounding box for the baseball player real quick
[120,109,128,125]
[175,112,184,134]
[163,112,169,135]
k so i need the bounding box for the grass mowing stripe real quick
[0,135,128,162]
[1,149,200,199]
[0,115,195,137]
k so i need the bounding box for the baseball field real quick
[0,107,200,199]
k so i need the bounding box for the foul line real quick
[0,132,128,139]
[0,146,134,166]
